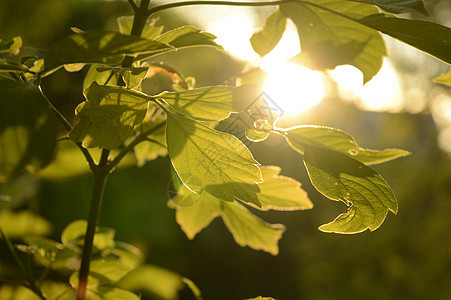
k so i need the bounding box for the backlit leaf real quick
[96,66,149,89]
[117,265,185,300]
[173,188,222,238]
[251,10,287,57]
[303,145,398,233]
[43,30,172,74]
[285,125,409,165]
[173,189,285,255]
[280,0,386,83]
[133,120,167,167]
[251,166,312,211]
[0,210,52,238]
[156,26,220,49]
[157,86,236,121]
[434,70,451,86]
[358,14,451,65]
[0,36,22,54]
[61,220,116,251]
[221,200,285,255]
[0,60,30,73]
[346,0,427,14]
[0,80,57,182]
[83,64,119,90]
[166,112,262,205]
[117,16,163,40]
[69,82,150,150]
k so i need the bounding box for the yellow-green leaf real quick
[166,112,262,205]
[434,70,451,86]
[43,30,172,74]
[280,0,386,83]
[250,10,287,57]
[117,16,163,40]
[303,145,397,234]
[173,189,285,255]
[285,125,409,165]
[69,82,150,150]
[251,166,312,211]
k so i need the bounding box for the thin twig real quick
[127,0,138,11]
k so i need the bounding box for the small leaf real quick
[69,82,150,150]
[43,30,172,74]
[117,16,163,40]
[280,0,386,83]
[250,10,287,57]
[358,14,451,65]
[117,265,186,300]
[0,60,30,73]
[0,210,52,238]
[166,112,262,205]
[174,189,222,239]
[0,80,57,182]
[133,120,167,167]
[245,119,273,142]
[303,145,398,234]
[0,36,22,54]
[285,125,409,165]
[221,200,285,255]
[83,64,119,90]
[22,236,79,271]
[434,70,451,86]
[252,166,312,211]
[173,188,285,255]
[346,0,428,14]
[61,220,116,251]
[156,26,220,49]
[96,66,149,89]
[157,86,236,121]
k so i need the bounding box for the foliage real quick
[0,0,449,298]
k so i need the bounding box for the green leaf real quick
[173,189,285,255]
[61,220,116,251]
[221,200,285,255]
[251,10,287,57]
[434,70,451,86]
[117,265,186,300]
[117,16,163,40]
[43,30,172,74]
[0,60,30,73]
[90,287,140,300]
[156,26,220,49]
[22,236,79,271]
[96,66,149,89]
[133,120,167,167]
[173,187,222,238]
[83,64,119,90]
[0,80,57,182]
[69,82,150,150]
[358,14,451,65]
[157,86,238,121]
[280,0,386,83]
[0,210,52,238]
[251,166,312,211]
[0,36,22,54]
[166,112,262,205]
[245,120,273,142]
[346,0,427,14]
[285,126,410,165]
[303,145,398,234]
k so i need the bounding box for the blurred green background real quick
[1,0,451,299]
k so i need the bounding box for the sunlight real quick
[205,15,325,114]
[260,27,324,114]
[331,59,404,112]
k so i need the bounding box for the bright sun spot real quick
[206,15,325,114]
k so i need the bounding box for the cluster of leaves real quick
[0,218,199,299]
[1,0,451,297]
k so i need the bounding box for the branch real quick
[127,0,138,11]
[148,0,293,15]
